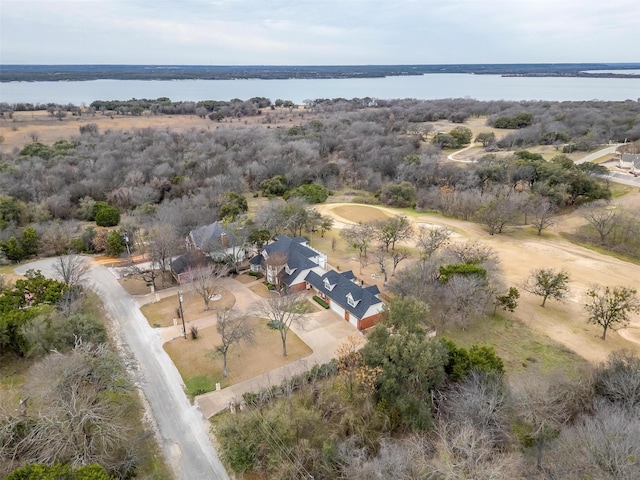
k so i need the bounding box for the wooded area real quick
[1,97,638,261]
[2,97,640,478]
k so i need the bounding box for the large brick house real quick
[250,235,384,330]
[305,269,384,331]
[249,235,327,292]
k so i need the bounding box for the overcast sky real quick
[1,0,639,65]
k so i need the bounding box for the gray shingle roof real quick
[250,235,322,286]
[189,221,226,250]
[306,270,382,319]
[621,153,640,168]
[263,235,316,259]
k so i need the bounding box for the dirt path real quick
[316,201,640,364]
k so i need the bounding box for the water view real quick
[2,73,639,105]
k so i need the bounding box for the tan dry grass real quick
[235,273,260,284]
[164,319,312,390]
[331,205,391,224]
[248,282,278,298]
[141,288,236,327]
[0,108,313,151]
[318,199,640,365]
[118,271,175,296]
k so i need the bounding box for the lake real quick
[1,74,639,105]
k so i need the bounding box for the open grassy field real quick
[0,108,312,152]
[444,313,590,378]
[164,319,313,396]
[317,201,640,367]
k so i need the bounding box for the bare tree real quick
[440,274,491,329]
[476,193,517,235]
[258,292,306,357]
[185,263,229,311]
[390,247,411,276]
[263,251,288,290]
[514,378,574,471]
[0,344,136,476]
[553,399,640,480]
[584,285,640,340]
[371,246,390,284]
[530,196,559,236]
[215,308,255,378]
[52,254,91,286]
[594,350,640,408]
[147,224,180,285]
[581,202,623,244]
[429,422,524,479]
[373,215,413,251]
[415,225,451,260]
[437,371,513,449]
[523,268,570,307]
[341,223,374,274]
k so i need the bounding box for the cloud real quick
[1,0,638,64]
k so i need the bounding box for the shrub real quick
[95,206,120,227]
[259,175,288,196]
[379,181,417,208]
[283,183,330,203]
[313,295,330,309]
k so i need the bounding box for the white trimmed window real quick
[346,292,359,308]
[323,277,335,291]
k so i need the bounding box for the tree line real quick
[2,97,634,260]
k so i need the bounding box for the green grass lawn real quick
[442,313,589,378]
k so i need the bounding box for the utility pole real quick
[178,291,187,339]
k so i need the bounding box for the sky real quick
[1,0,639,65]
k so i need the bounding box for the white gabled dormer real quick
[284,264,296,275]
[346,292,360,308]
[323,277,335,291]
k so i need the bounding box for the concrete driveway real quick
[193,277,360,418]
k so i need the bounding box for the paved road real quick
[574,144,621,164]
[15,258,229,480]
[575,144,640,188]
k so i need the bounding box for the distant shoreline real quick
[2,63,640,82]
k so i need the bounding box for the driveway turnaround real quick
[16,259,229,480]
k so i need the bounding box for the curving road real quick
[15,258,229,480]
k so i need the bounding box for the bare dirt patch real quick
[141,288,236,327]
[164,319,313,392]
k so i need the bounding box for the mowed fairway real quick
[318,201,640,365]
[331,205,391,224]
